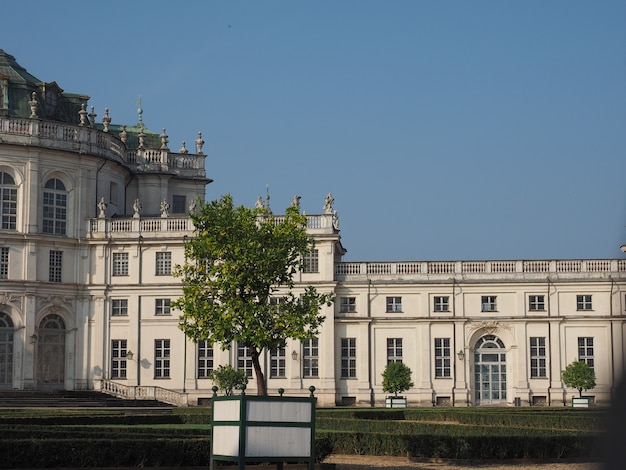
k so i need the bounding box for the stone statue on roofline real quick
[133,198,142,218]
[160,199,170,218]
[98,197,107,218]
[323,193,334,214]
[291,195,301,208]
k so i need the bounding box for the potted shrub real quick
[209,364,248,396]
[562,360,596,407]
[382,361,414,408]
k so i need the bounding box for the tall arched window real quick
[0,172,17,230]
[0,312,14,388]
[43,178,67,235]
[474,334,507,405]
[37,314,66,388]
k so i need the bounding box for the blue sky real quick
[4,1,626,261]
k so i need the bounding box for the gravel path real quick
[324,454,601,470]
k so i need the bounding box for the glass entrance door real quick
[474,335,506,405]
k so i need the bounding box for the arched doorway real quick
[473,334,507,405]
[36,314,65,390]
[0,312,14,389]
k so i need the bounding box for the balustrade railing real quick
[337,259,626,279]
[99,379,188,406]
[0,116,205,177]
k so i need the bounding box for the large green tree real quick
[562,360,596,397]
[173,194,334,396]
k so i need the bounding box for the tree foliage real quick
[382,361,414,397]
[562,361,596,397]
[209,365,248,396]
[173,194,334,395]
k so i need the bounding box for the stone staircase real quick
[0,390,175,410]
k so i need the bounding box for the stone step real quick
[0,390,174,409]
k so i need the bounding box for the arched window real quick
[0,312,14,387]
[0,172,17,230]
[37,314,66,388]
[43,178,67,235]
[474,334,507,405]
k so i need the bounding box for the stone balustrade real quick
[336,259,626,280]
[99,379,189,406]
[0,116,205,178]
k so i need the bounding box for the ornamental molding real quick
[0,293,20,306]
[468,321,511,335]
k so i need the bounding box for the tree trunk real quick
[251,348,267,396]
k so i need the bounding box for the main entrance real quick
[474,335,507,405]
[0,312,13,389]
[36,314,66,390]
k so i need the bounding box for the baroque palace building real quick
[1,50,625,407]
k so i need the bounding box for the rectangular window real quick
[340,297,356,313]
[0,247,8,279]
[270,347,286,378]
[154,339,171,378]
[386,338,403,364]
[237,342,253,377]
[155,298,171,316]
[302,338,319,378]
[434,338,451,378]
[172,195,187,213]
[386,296,402,312]
[111,339,128,379]
[111,299,128,316]
[578,337,594,371]
[481,296,497,312]
[529,295,545,311]
[341,338,356,378]
[434,296,449,312]
[112,252,128,276]
[49,250,62,283]
[156,252,172,276]
[109,181,118,205]
[302,249,319,273]
[0,185,17,230]
[530,337,547,378]
[577,295,592,311]
[197,341,213,378]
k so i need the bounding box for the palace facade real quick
[1,50,624,407]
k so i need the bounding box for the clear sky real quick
[4,1,626,261]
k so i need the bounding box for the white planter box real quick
[385,397,407,408]
[572,397,590,408]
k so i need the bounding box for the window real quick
[270,347,286,378]
[172,195,187,213]
[481,296,497,312]
[154,339,171,378]
[111,299,128,317]
[109,181,118,205]
[237,342,253,377]
[529,295,545,311]
[302,338,319,377]
[530,337,547,378]
[112,252,128,276]
[0,247,7,279]
[0,172,17,230]
[111,339,128,379]
[42,178,67,235]
[434,296,449,312]
[340,297,356,313]
[49,250,62,282]
[155,298,171,316]
[302,249,319,273]
[386,296,402,312]
[386,338,403,364]
[434,338,451,378]
[341,338,356,378]
[197,341,213,378]
[577,295,592,311]
[578,337,594,371]
[156,252,172,276]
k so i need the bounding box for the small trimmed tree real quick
[562,360,596,397]
[209,365,248,396]
[382,361,414,397]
